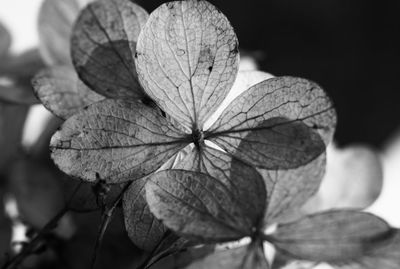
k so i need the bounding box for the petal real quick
[122,178,167,251]
[329,229,400,269]
[71,0,148,99]
[146,170,256,243]
[221,117,326,171]
[186,244,269,269]
[207,77,336,161]
[32,66,104,119]
[144,233,195,268]
[270,210,394,264]
[136,0,239,130]
[204,70,274,130]
[146,147,266,243]
[50,99,188,183]
[262,152,326,226]
[175,146,267,226]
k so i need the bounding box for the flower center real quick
[192,128,204,149]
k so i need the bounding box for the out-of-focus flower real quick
[302,143,383,214]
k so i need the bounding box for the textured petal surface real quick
[32,66,104,119]
[50,99,187,183]
[271,211,393,264]
[136,0,239,130]
[146,149,266,243]
[261,152,326,226]
[224,117,326,170]
[146,169,260,243]
[204,70,274,130]
[330,229,400,269]
[207,77,336,154]
[174,146,267,225]
[71,0,148,99]
[122,178,167,251]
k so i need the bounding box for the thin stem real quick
[89,209,114,269]
[1,183,83,269]
[138,231,173,269]
[89,181,133,269]
[1,206,69,269]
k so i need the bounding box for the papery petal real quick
[136,0,239,130]
[71,0,148,99]
[32,66,104,119]
[50,99,188,183]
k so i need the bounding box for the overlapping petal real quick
[71,0,148,99]
[204,70,274,130]
[122,178,167,251]
[260,153,326,226]
[146,148,266,243]
[206,77,336,170]
[32,66,104,119]
[270,211,394,265]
